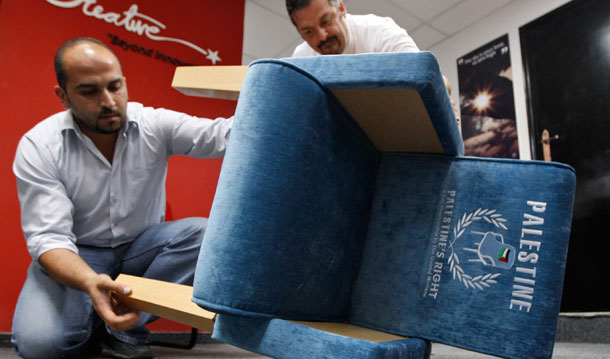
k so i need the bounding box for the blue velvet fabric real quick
[191,53,576,359]
[192,59,379,320]
[281,52,464,156]
[350,154,576,359]
[212,314,431,359]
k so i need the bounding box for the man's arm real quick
[144,105,233,158]
[14,133,139,332]
[374,15,420,53]
[38,248,140,332]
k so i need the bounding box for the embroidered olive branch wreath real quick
[447,208,507,290]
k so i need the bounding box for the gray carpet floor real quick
[0,342,609,358]
[1,315,608,358]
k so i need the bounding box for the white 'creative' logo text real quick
[46,0,221,64]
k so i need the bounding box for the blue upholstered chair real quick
[191,53,576,359]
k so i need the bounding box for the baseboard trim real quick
[556,313,610,343]
[560,312,610,318]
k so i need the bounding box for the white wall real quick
[430,0,572,160]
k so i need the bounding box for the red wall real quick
[0,0,244,332]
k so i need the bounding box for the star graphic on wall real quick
[206,49,221,65]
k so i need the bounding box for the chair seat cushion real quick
[350,153,576,359]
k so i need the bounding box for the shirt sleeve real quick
[375,16,420,53]
[13,135,78,260]
[145,106,233,158]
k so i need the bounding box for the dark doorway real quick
[520,0,610,311]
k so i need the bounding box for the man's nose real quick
[99,89,116,107]
[315,27,328,42]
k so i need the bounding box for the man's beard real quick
[318,36,341,54]
[73,109,124,135]
[96,108,124,133]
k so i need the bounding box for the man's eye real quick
[321,14,334,25]
[80,89,97,96]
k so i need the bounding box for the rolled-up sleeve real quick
[13,136,77,260]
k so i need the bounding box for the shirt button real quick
[111,197,117,204]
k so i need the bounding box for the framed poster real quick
[457,34,518,158]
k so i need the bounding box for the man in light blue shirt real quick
[11,37,232,359]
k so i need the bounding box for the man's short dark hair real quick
[286,0,340,19]
[54,37,119,90]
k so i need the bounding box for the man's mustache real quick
[318,36,338,51]
[98,108,121,119]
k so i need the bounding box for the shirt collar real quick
[58,104,139,138]
[58,109,77,133]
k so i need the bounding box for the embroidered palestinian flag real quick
[498,248,510,263]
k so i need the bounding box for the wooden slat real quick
[290,321,407,343]
[171,65,249,101]
[115,274,215,332]
[171,65,442,153]
[331,88,443,153]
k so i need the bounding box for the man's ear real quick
[339,1,347,16]
[54,86,70,109]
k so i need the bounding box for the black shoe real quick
[60,334,103,358]
[98,330,154,359]
[61,344,103,359]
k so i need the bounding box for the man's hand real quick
[39,249,140,332]
[85,273,141,332]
